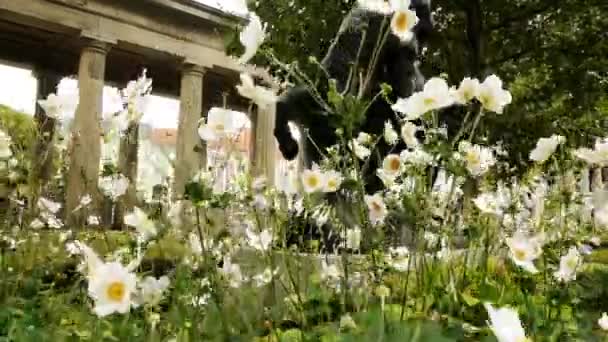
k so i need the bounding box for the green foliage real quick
[239,0,607,175]
[0,105,36,152]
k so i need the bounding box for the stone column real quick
[65,40,108,224]
[251,104,277,185]
[174,64,205,198]
[33,69,62,190]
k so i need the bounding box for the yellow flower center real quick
[394,12,410,32]
[107,281,126,302]
[424,97,436,107]
[388,158,401,172]
[327,179,337,190]
[513,248,527,261]
[465,152,481,167]
[214,123,225,132]
[478,93,492,106]
[371,201,383,212]
[306,175,319,188]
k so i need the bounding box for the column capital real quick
[181,63,207,77]
[81,39,111,55]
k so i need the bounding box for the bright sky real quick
[0,64,181,129]
[0,64,253,130]
[195,0,249,15]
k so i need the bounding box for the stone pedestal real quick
[251,104,277,185]
[65,40,108,225]
[174,64,205,198]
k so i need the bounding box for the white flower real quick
[0,130,12,159]
[137,276,170,306]
[236,73,277,107]
[252,194,268,210]
[459,142,496,177]
[339,314,358,331]
[384,121,399,145]
[103,87,124,116]
[387,246,410,272]
[246,228,273,251]
[38,93,79,119]
[198,108,241,142]
[390,8,418,42]
[484,304,529,342]
[41,212,63,229]
[400,121,420,147]
[477,75,512,114]
[88,261,137,317]
[122,71,153,121]
[323,170,343,193]
[252,268,278,287]
[598,313,608,331]
[168,201,190,228]
[320,260,342,284]
[473,192,504,216]
[252,176,267,191]
[432,169,463,203]
[37,197,61,214]
[189,233,204,255]
[365,193,387,225]
[301,168,325,193]
[382,154,403,178]
[30,218,45,229]
[65,241,81,256]
[73,194,92,212]
[124,207,157,241]
[99,174,129,200]
[574,139,608,166]
[506,231,544,274]
[400,149,434,166]
[350,139,371,160]
[238,12,266,64]
[311,206,331,227]
[356,132,373,145]
[220,257,245,288]
[530,135,565,163]
[590,236,601,247]
[452,77,480,104]
[72,242,104,276]
[344,227,362,250]
[357,0,393,14]
[87,215,100,226]
[392,78,454,120]
[554,246,581,283]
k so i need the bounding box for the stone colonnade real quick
[59,39,278,223]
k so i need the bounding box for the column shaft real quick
[65,41,108,224]
[174,64,205,198]
[252,104,277,185]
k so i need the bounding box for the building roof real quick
[148,0,247,25]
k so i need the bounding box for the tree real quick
[231,0,608,173]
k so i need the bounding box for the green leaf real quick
[461,290,480,307]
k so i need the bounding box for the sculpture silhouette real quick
[274,1,432,192]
